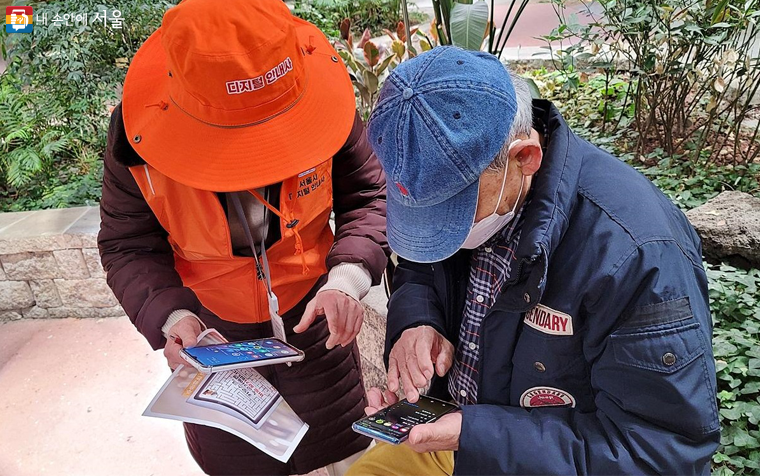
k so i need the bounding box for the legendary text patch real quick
[524,304,574,336]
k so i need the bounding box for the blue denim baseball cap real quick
[367,46,517,263]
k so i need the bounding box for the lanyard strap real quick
[228,192,277,310]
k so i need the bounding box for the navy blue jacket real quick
[385,100,720,475]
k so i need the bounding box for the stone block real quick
[46,306,126,319]
[65,207,100,249]
[54,278,118,308]
[0,310,22,321]
[65,206,100,234]
[0,210,34,233]
[0,263,5,281]
[53,249,90,279]
[79,234,98,248]
[360,359,387,393]
[22,306,49,319]
[29,279,62,308]
[82,248,105,277]
[0,281,34,310]
[356,286,389,391]
[686,191,760,268]
[356,302,387,372]
[1,252,59,280]
[0,207,89,254]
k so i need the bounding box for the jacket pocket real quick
[607,320,719,437]
[610,322,704,373]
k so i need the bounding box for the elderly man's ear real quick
[510,137,543,177]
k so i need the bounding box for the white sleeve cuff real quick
[161,309,206,338]
[318,262,372,301]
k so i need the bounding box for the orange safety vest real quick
[130,160,334,324]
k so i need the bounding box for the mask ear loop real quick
[492,160,510,215]
[493,140,522,216]
[510,173,525,216]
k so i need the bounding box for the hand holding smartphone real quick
[352,395,459,445]
[180,337,305,373]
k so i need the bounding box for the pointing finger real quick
[414,333,435,380]
[293,299,319,334]
[323,297,344,349]
[436,340,455,376]
[387,355,401,393]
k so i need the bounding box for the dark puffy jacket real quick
[99,104,389,475]
[386,100,720,475]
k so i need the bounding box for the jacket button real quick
[459,389,468,398]
[468,342,477,351]
[484,247,493,253]
[476,295,485,303]
[523,293,531,303]
[662,352,677,366]
[534,361,546,372]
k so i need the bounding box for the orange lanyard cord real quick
[248,189,310,275]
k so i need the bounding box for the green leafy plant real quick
[529,68,760,209]
[293,0,421,37]
[430,0,528,57]
[0,78,71,189]
[449,0,489,50]
[544,0,760,166]
[293,0,342,38]
[709,264,760,475]
[640,157,760,209]
[526,67,635,151]
[335,19,409,121]
[0,0,177,211]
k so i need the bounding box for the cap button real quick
[402,88,414,100]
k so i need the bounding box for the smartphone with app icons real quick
[352,395,460,445]
[180,337,305,373]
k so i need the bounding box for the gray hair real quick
[486,70,534,173]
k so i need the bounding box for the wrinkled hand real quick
[294,289,364,349]
[165,315,203,370]
[406,412,462,453]
[365,387,461,452]
[365,386,400,415]
[388,326,455,402]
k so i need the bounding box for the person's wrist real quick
[161,310,205,339]
[319,262,372,301]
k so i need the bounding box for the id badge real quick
[268,293,287,343]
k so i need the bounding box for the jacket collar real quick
[109,103,147,167]
[496,99,582,312]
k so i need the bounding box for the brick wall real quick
[0,207,125,321]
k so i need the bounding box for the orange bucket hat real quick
[121,0,356,191]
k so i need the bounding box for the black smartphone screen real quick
[354,396,459,442]
[183,338,301,367]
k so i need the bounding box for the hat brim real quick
[121,20,356,191]
[387,179,479,263]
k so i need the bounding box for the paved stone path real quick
[0,317,205,476]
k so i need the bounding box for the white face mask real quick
[460,141,525,250]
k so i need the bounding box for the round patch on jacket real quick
[520,386,576,408]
